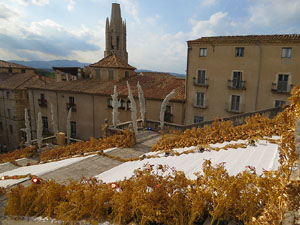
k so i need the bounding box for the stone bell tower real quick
[104,3,128,63]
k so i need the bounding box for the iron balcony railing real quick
[227,80,246,90]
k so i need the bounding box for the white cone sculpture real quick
[137,81,146,125]
[127,81,138,136]
[36,112,43,149]
[24,108,31,145]
[160,90,175,130]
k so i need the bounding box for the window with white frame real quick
[194,115,204,123]
[281,48,292,58]
[119,99,125,109]
[277,74,289,92]
[197,70,206,85]
[199,48,207,57]
[233,71,243,88]
[196,92,205,107]
[231,95,240,112]
[275,100,286,108]
[235,47,244,57]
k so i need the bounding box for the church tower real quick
[104,3,128,63]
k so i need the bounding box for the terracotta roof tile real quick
[0,72,12,82]
[0,73,55,90]
[90,53,136,70]
[27,72,185,102]
[0,60,34,69]
[188,34,300,45]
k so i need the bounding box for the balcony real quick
[38,99,48,107]
[272,83,293,94]
[225,102,245,114]
[66,102,77,112]
[192,77,209,87]
[227,80,246,90]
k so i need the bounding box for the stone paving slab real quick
[0,164,18,174]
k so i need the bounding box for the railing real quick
[225,102,245,114]
[38,99,48,107]
[193,78,209,87]
[272,83,293,94]
[227,80,246,90]
[131,107,284,133]
[66,103,77,112]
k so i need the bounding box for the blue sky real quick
[1,0,300,74]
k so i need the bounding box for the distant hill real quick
[136,69,185,78]
[9,60,90,70]
[8,60,186,78]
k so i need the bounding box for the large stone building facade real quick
[27,72,185,140]
[0,61,51,150]
[185,35,300,124]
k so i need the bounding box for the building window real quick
[196,92,205,107]
[69,96,75,105]
[66,96,76,112]
[235,47,244,57]
[277,74,289,92]
[95,69,101,79]
[282,48,292,58]
[109,70,114,80]
[197,70,206,85]
[6,91,9,99]
[194,116,204,123]
[125,71,129,78]
[199,48,207,57]
[21,69,25,73]
[231,95,240,112]
[119,99,125,109]
[0,122,2,131]
[275,100,285,108]
[164,106,173,123]
[8,67,12,73]
[233,71,242,88]
[127,100,131,110]
[71,121,76,138]
[108,98,113,108]
[9,125,13,134]
[7,109,11,118]
[38,93,47,107]
[42,116,48,134]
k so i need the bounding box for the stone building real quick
[185,34,300,124]
[27,72,185,140]
[0,61,53,150]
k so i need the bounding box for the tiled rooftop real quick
[0,73,55,90]
[188,34,300,44]
[0,60,34,69]
[90,54,136,70]
[27,72,185,102]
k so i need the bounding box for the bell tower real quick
[104,3,128,63]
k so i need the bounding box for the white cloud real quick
[31,0,49,6]
[118,0,140,24]
[201,0,216,7]
[249,0,300,27]
[67,0,75,11]
[189,11,228,38]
